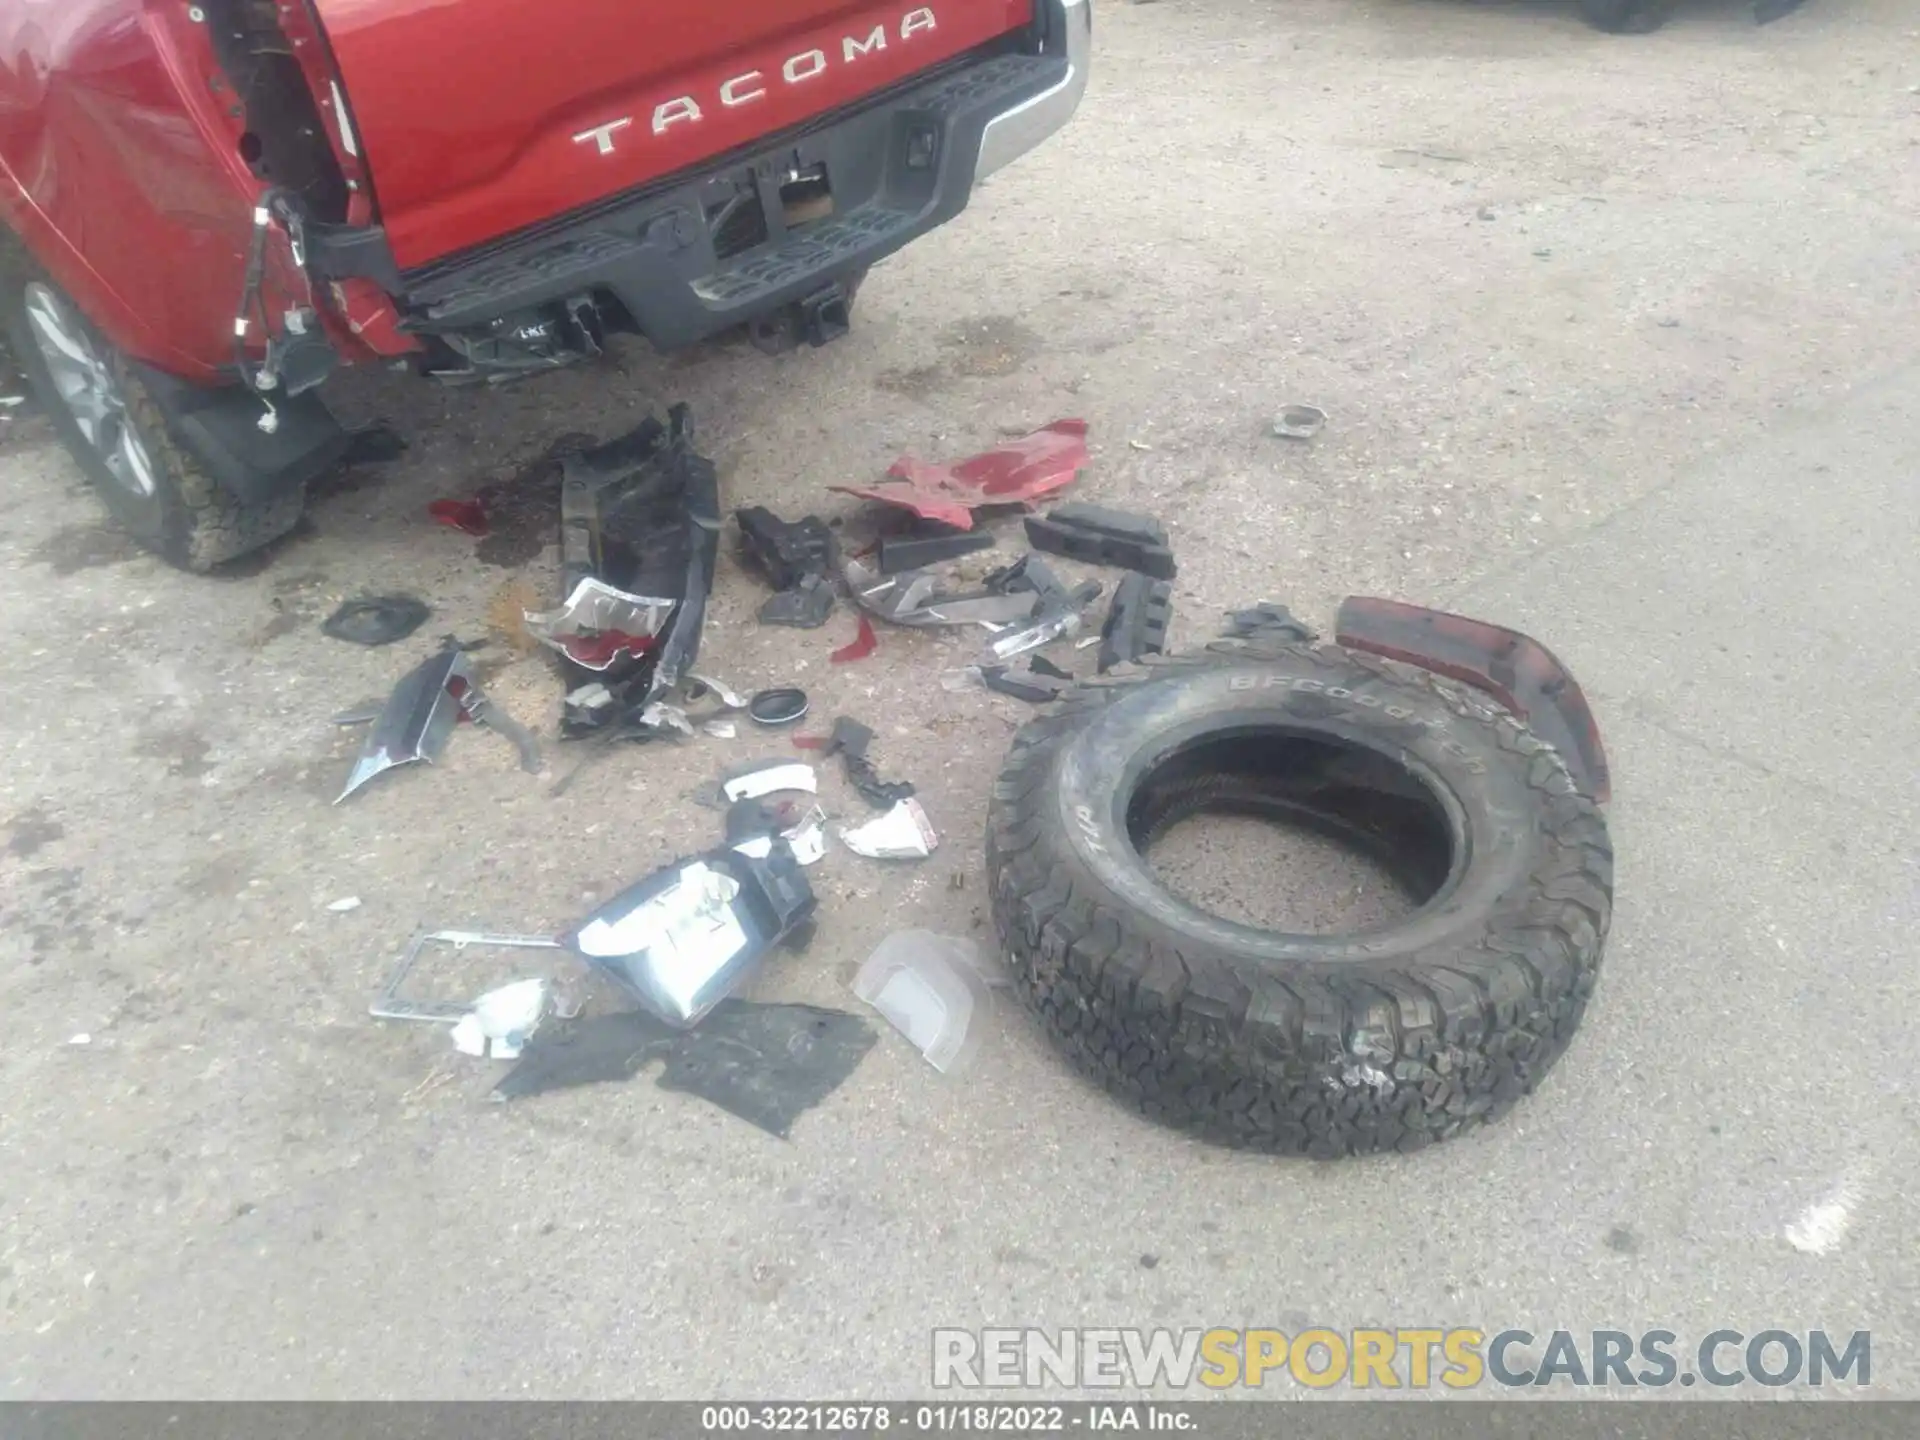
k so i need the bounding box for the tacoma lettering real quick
[574,7,939,155]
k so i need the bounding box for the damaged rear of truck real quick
[0,0,1089,568]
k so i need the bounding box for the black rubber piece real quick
[981,664,1072,704]
[758,574,836,629]
[130,361,350,508]
[748,687,810,726]
[1025,502,1176,581]
[321,594,431,647]
[826,715,915,809]
[1221,601,1317,644]
[1029,655,1073,681]
[1098,573,1173,673]
[985,637,1613,1158]
[736,507,837,591]
[494,1001,877,1137]
[878,527,997,574]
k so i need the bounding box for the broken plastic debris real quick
[68,1033,91,1047]
[722,761,818,802]
[449,978,549,1060]
[638,701,695,738]
[335,648,471,804]
[701,717,738,740]
[841,797,938,860]
[524,577,673,673]
[564,844,817,1029]
[493,1001,877,1137]
[683,673,747,710]
[1098,573,1174,673]
[1024,503,1175,580]
[370,931,564,1024]
[736,507,838,628]
[733,805,828,867]
[321,594,431,647]
[747,687,810,727]
[1221,601,1318,643]
[326,896,363,913]
[987,608,1081,662]
[979,661,1072,704]
[852,930,992,1073]
[458,683,546,773]
[824,716,916,809]
[844,557,1037,630]
[831,613,879,663]
[831,420,1090,531]
[1270,404,1328,441]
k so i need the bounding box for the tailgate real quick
[312,0,1032,269]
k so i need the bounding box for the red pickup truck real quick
[0,0,1089,569]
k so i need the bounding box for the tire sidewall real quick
[1046,649,1562,965]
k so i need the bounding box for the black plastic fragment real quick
[321,594,431,647]
[980,663,1073,704]
[1025,502,1176,580]
[1221,601,1318,644]
[987,554,1103,617]
[493,1001,878,1137]
[747,687,810,727]
[737,507,837,590]
[826,715,915,809]
[758,573,835,629]
[829,716,874,759]
[878,527,997,574]
[738,507,838,628]
[1099,573,1174,673]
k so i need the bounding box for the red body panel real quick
[0,1,280,379]
[311,0,1030,269]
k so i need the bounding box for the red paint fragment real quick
[791,734,830,750]
[831,420,1089,530]
[429,498,490,536]
[830,614,879,664]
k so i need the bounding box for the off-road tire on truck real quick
[986,637,1613,1158]
[0,238,304,572]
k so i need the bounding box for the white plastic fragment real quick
[450,978,549,1060]
[326,896,363,913]
[701,718,738,740]
[852,930,991,1073]
[67,1033,92,1047]
[840,797,938,859]
[733,805,829,866]
[722,762,818,802]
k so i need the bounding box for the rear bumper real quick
[402,0,1090,355]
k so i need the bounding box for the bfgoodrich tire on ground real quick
[986,638,1614,1158]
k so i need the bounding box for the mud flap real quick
[131,363,349,506]
[1334,596,1611,804]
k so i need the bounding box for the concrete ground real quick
[3,0,1918,1401]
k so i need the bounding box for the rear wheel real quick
[1,241,304,571]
